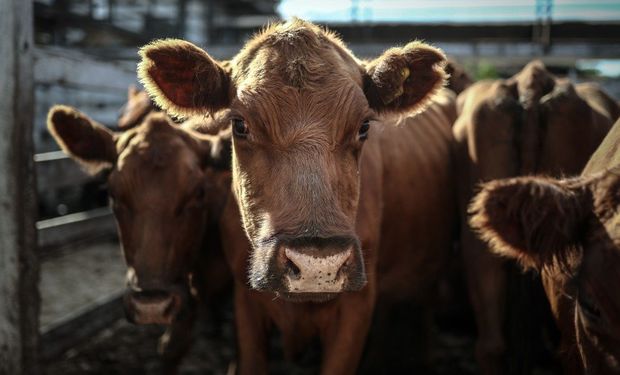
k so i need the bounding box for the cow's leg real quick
[319,289,375,375]
[234,284,269,375]
[158,311,196,375]
[462,229,506,375]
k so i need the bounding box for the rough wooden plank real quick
[37,208,117,253]
[0,0,40,373]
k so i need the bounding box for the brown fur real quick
[471,139,620,373]
[117,85,158,129]
[138,39,232,118]
[453,61,619,374]
[47,104,232,372]
[139,18,455,373]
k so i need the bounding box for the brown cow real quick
[138,19,457,373]
[470,118,620,374]
[454,60,619,374]
[47,105,232,372]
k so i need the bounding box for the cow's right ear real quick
[469,176,588,270]
[138,39,232,119]
[47,105,117,174]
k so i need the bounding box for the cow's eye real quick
[358,120,370,140]
[232,118,248,138]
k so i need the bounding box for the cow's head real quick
[138,19,446,300]
[470,172,620,373]
[47,105,231,324]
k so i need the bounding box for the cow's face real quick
[470,171,620,373]
[47,106,230,324]
[137,20,447,300]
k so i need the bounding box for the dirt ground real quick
[43,303,483,375]
[40,241,560,375]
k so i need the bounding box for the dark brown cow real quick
[454,60,619,374]
[138,19,457,373]
[471,118,620,374]
[47,105,231,371]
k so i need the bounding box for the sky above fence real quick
[278,0,620,23]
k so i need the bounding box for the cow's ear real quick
[138,39,232,119]
[363,41,447,115]
[469,176,588,270]
[47,105,117,174]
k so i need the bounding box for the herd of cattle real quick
[47,19,620,374]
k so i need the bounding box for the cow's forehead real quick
[232,21,362,89]
[114,128,199,184]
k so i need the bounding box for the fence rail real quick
[34,46,129,360]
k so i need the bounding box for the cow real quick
[137,19,457,374]
[47,105,232,372]
[470,117,620,374]
[453,60,620,374]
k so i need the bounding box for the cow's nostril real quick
[286,258,301,279]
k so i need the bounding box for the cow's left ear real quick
[363,41,447,114]
[138,39,232,119]
[469,176,589,270]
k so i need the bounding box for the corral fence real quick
[33,46,138,361]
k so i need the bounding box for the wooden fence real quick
[34,46,137,360]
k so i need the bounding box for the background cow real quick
[137,19,457,374]
[453,60,620,374]
[47,104,232,372]
[470,117,620,374]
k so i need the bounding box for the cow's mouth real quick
[274,291,341,303]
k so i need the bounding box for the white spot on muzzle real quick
[284,248,352,293]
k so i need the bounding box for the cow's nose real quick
[124,289,180,325]
[282,247,353,293]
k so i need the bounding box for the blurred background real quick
[29,1,620,373]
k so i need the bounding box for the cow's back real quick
[576,82,620,122]
[375,88,457,301]
[584,118,620,174]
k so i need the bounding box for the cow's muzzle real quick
[123,288,185,325]
[251,235,367,298]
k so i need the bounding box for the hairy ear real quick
[47,105,117,174]
[363,41,447,114]
[469,176,588,270]
[138,39,232,119]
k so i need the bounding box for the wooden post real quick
[0,0,40,374]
